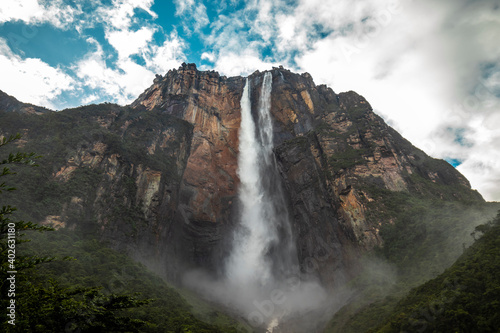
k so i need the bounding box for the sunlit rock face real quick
[0,63,482,288]
[132,63,244,227]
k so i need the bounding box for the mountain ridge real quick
[1,63,496,332]
[0,90,52,115]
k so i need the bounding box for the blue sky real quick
[0,0,499,201]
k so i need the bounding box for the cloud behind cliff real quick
[0,0,499,200]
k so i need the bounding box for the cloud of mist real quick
[183,263,353,331]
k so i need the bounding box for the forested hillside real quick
[375,212,500,332]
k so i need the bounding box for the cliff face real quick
[0,63,483,287]
[129,64,481,285]
[132,64,244,226]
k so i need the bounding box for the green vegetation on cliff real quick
[375,212,500,332]
[20,228,245,332]
[1,135,149,332]
[324,163,497,333]
[365,186,495,284]
[325,194,500,333]
[0,104,192,226]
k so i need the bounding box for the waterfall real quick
[226,72,296,289]
[184,72,339,332]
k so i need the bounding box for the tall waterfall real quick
[185,71,333,331]
[183,71,342,332]
[226,72,296,288]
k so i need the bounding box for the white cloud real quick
[205,14,246,52]
[174,0,195,15]
[143,32,186,73]
[458,144,500,202]
[0,0,186,107]
[248,0,275,43]
[201,52,216,63]
[81,93,100,105]
[173,0,209,34]
[95,0,157,30]
[106,26,155,59]
[67,0,186,104]
[75,29,185,105]
[85,0,186,102]
[0,0,198,105]
[0,38,74,108]
[0,0,160,35]
[0,0,81,28]
[202,0,286,73]
[75,37,155,105]
[212,51,277,77]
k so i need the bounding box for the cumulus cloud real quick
[201,51,216,63]
[0,0,81,29]
[0,38,74,108]
[173,0,210,34]
[0,0,187,108]
[212,50,277,77]
[75,27,186,105]
[88,0,186,103]
[74,37,154,105]
[79,0,186,104]
[202,1,286,75]
[205,14,248,53]
[95,0,157,30]
[143,32,186,73]
[106,26,155,59]
[0,0,159,34]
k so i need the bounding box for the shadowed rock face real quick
[0,63,483,287]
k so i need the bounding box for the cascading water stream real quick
[226,71,297,290]
[184,71,335,332]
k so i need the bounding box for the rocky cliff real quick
[0,63,484,288]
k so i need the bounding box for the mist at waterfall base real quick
[183,72,351,331]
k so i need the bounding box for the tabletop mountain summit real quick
[1,63,497,332]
